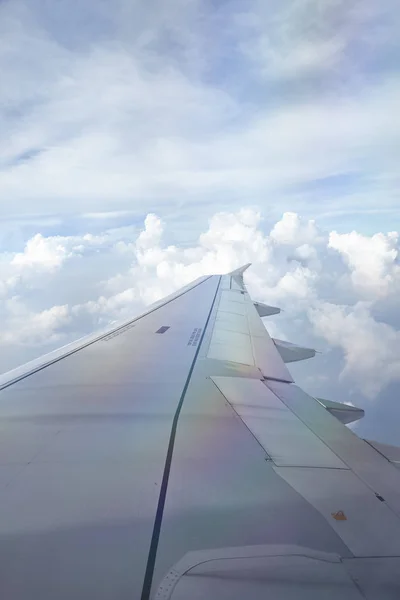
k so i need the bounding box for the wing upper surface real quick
[0,275,210,392]
[1,266,400,600]
[151,269,400,599]
[205,273,293,382]
[0,274,221,599]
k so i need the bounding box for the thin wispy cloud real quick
[0,0,399,226]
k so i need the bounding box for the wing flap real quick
[275,466,400,557]
[211,376,346,468]
[267,381,400,520]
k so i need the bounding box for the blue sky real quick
[0,0,399,443]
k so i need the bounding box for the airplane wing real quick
[1,267,400,599]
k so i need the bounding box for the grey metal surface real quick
[274,466,400,556]
[156,546,364,600]
[156,546,400,600]
[0,276,220,599]
[267,381,400,518]
[318,397,365,425]
[254,301,281,316]
[273,338,317,363]
[1,266,400,599]
[0,276,210,392]
[207,286,293,382]
[152,364,352,594]
[343,557,400,599]
[365,439,400,468]
[211,376,346,468]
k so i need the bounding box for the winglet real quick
[228,263,251,276]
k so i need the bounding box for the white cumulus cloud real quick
[1,298,70,345]
[11,233,71,270]
[309,301,400,398]
[328,230,399,298]
[1,208,399,406]
[270,212,321,246]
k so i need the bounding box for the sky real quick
[0,0,399,444]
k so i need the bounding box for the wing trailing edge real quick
[365,439,400,468]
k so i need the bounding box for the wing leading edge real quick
[0,265,399,600]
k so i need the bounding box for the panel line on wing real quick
[140,276,222,600]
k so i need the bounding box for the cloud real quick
[1,209,399,406]
[238,0,400,84]
[0,1,399,227]
[270,212,321,245]
[11,233,72,270]
[309,301,400,398]
[328,230,399,298]
[1,298,70,345]
[238,0,349,80]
